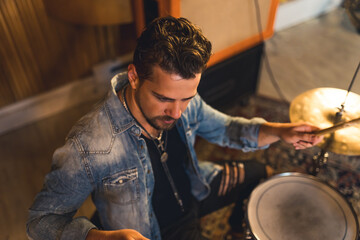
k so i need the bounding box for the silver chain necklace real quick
[120,85,184,211]
[121,85,169,162]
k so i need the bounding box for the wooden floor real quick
[1,7,359,240]
[258,7,360,101]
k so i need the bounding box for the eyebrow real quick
[152,91,196,101]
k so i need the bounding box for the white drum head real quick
[247,173,358,240]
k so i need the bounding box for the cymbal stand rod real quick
[310,61,359,176]
[342,61,360,106]
[335,104,344,122]
[311,92,349,175]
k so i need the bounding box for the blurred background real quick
[0,0,359,239]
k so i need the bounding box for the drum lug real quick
[245,228,252,240]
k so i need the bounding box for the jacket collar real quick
[105,72,140,135]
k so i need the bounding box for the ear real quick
[127,64,140,90]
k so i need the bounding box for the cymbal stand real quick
[311,61,359,176]
[311,106,344,176]
[311,146,329,176]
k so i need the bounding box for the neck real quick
[119,85,161,139]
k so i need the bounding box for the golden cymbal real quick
[290,88,360,155]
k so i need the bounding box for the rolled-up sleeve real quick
[226,116,269,151]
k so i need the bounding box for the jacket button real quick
[141,145,144,149]
[147,170,151,174]
[133,127,140,135]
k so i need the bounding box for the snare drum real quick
[247,173,358,240]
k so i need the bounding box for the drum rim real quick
[246,172,359,240]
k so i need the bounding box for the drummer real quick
[27,16,323,240]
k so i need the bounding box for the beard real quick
[143,114,177,131]
[135,91,178,131]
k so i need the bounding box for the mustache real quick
[158,116,177,121]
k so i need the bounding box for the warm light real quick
[43,0,133,26]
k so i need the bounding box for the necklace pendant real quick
[160,152,168,163]
[158,140,165,152]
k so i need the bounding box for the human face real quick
[134,65,201,131]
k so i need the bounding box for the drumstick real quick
[312,117,360,136]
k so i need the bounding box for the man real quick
[27,16,322,240]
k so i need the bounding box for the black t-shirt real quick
[142,127,193,230]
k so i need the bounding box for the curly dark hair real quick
[133,16,212,80]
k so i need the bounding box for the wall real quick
[274,0,342,31]
[0,0,136,108]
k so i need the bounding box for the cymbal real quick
[290,88,360,155]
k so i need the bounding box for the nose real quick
[166,101,182,119]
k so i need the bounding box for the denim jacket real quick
[27,73,267,240]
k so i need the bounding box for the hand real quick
[276,122,323,149]
[259,122,323,149]
[87,229,150,240]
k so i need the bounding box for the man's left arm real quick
[258,122,323,149]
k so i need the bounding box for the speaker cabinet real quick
[199,42,264,109]
[133,0,278,108]
[135,0,278,66]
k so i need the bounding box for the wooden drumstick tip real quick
[312,117,360,136]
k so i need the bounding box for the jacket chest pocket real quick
[102,168,140,205]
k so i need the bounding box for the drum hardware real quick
[244,228,252,240]
[290,87,360,156]
[290,61,360,175]
[311,150,328,176]
[248,63,360,238]
[310,115,360,175]
[246,173,359,240]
